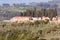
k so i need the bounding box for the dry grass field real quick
[0,20,60,40]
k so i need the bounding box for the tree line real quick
[20,8,57,20]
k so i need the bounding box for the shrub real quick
[17,22,24,26]
[34,20,41,25]
[47,30,51,34]
[34,20,49,25]
[34,20,45,25]
[38,30,42,34]
[39,38,47,40]
[29,22,35,25]
[44,19,49,24]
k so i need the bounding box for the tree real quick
[41,8,46,16]
[26,9,31,16]
[47,9,57,20]
[33,7,37,17]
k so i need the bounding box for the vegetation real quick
[0,20,60,40]
[23,8,57,20]
[0,6,58,40]
[0,6,57,21]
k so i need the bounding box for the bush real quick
[47,30,51,34]
[34,20,49,25]
[16,22,24,26]
[39,38,47,40]
[29,22,35,25]
[44,19,49,24]
[34,20,41,25]
[34,20,44,25]
[38,30,42,34]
